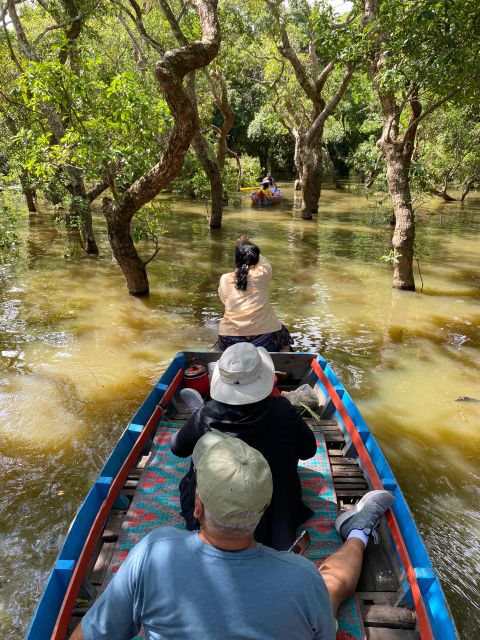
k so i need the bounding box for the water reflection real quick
[0,186,479,638]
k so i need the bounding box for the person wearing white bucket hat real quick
[171,342,317,550]
[210,342,275,404]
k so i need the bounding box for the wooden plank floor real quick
[68,393,419,639]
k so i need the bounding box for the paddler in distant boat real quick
[263,171,277,191]
[257,179,273,205]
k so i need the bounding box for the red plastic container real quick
[184,364,210,396]
[270,374,281,397]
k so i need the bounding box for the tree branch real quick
[105,0,220,219]
[32,11,82,48]
[403,73,480,141]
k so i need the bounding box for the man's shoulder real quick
[139,527,190,551]
[260,545,323,581]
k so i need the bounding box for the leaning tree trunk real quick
[383,144,416,290]
[301,145,323,218]
[191,133,223,228]
[101,0,220,296]
[104,204,149,294]
[68,166,99,254]
[323,149,341,188]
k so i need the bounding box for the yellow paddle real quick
[239,186,260,190]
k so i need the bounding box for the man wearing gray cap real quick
[72,433,394,640]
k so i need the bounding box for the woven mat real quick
[300,435,365,640]
[108,427,364,640]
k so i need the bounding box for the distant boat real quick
[251,187,283,207]
[26,351,458,639]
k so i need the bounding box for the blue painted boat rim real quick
[310,353,459,640]
[25,353,186,639]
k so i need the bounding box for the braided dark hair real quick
[234,236,260,290]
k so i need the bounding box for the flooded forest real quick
[1,0,479,638]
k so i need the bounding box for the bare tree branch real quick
[32,11,82,48]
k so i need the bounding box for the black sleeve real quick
[277,397,317,460]
[295,414,317,460]
[170,409,206,458]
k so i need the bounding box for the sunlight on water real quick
[0,187,479,638]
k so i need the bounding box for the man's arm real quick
[170,409,205,457]
[70,622,84,640]
[73,541,145,640]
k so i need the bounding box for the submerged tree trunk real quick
[301,146,323,218]
[323,148,341,188]
[460,176,478,202]
[104,203,149,295]
[191,131,223,228]
[102,0,220,296]
[67,166,99,254]
[382,143,416,290]
[19,170,37,212]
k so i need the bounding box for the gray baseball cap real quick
[193,434,273,529]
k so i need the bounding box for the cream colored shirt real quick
[218,256,282,336]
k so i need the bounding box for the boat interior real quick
[67,352,421,639]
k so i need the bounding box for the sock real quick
[347,529,369,547]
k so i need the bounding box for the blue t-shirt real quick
[82,528,335,640]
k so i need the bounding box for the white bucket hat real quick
[210,343,275,405]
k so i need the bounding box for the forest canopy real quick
[1,0,479,293]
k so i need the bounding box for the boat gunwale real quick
[311,355,459,640]
[26,356,186,640]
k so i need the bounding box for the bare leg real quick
[318,538,365,614]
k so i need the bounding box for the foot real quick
[180,388,204,413]
[335,490,395,544]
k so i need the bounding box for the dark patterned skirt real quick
[217,324,294,352]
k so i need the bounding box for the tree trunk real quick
[323,148,341,188]
[460,177,477,202]
[19,171,37,212]
[68,166,99,254]
[293,130,304,189]
[382,144,415,290]
[104,201,149,295]
[191,132,223,228]
[100,0,220,295]
[301,146,323,218]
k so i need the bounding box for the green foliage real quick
[0,206,19,257]
[14,57,171,193]
[226,155,261,190]
[380,249,401,264]
[131,201,171,262]
[171,152,261,197]
[414,104,480,195]
[348,139,384,185]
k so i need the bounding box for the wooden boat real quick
[26,351,458,640]
[251,187,283,207]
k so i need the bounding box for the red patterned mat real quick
[107,427,364,640]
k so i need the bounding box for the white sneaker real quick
[180,388,204,413]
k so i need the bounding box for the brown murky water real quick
[1,184,479,638]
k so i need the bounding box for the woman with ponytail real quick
[216,236,293,352]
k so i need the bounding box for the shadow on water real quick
[0,186,479,638]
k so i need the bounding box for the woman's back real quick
[218,256,281,335]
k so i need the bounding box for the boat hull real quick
[251,189,283,207]
[26,351,458,640]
